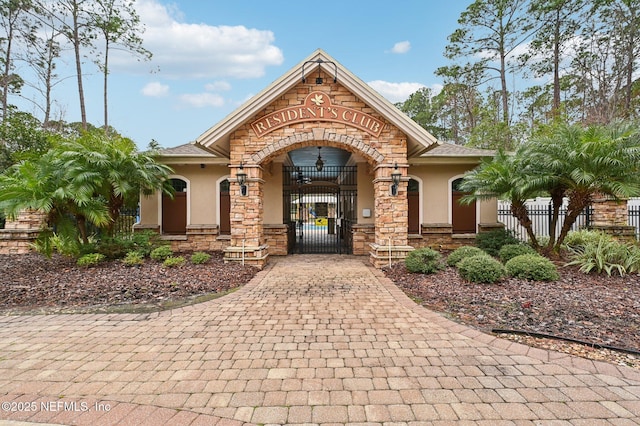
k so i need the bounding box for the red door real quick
[452,191,476,233]
[162,179,187,234]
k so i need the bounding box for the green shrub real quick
[77,253,106,267]
[457,255,505,283]
[498,244,537,263]
[405,248,444,274]
[95,236,133,259]
[566,236,640,276]
[446,246,487,267]
[131,230,162,257]
[150,245,173,261]
[190,251,211,264]
[122,250,145,266]
[563,229,612,249]
[163,256,185,268]
[533,235,550,249]
[475,228,519,257]
[505,254,559,281]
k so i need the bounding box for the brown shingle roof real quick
[422,143,495,157]
[159,143,217,157]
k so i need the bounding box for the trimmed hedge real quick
[498,244,537,263]
[405,248,444,274]
[505,254,559,281]
[475,228,519,257]
[446,246,487,267]
[457,255,505,283]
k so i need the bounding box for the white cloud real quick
[367,80,427,103]
[111,0,284,79]
[205,81,232,92]
[141,81,170,97]
[179,92,225,108]
[390,41,411,54]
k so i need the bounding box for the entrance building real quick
[136,50,502,268]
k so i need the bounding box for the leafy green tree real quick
[528,122,640,250]
[441,0,530,126]
[0,110,50,171]
[395,87,448,140]
[90,0,151,131]
[521,0,590,118]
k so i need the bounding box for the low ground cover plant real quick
[76,253,106,267]
[150,245,173,261]
[566,233,640,276]
[163,256,185,268]
[191,252,211,264]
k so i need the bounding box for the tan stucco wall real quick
[263,162,283,224]
[408,164,497,227]
[357,162,375,224]
[139,164,229,229]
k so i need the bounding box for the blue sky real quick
[16,0,470,148]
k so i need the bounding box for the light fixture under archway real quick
[315,147,324,172]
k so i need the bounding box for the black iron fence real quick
[499,202,640,242]
[498,202,592,242]
[630,205,640,240]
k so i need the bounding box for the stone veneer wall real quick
[408,223,504,252]
[590,197,636,242]
[225,76,411,268]
[0,210,47,254]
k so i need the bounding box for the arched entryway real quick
[451,177,476,233]
[282,146,357,254]
[162,178,187,234]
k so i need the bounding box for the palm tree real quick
[0,148,110,246]
[530,122,640,251]
[459,149,542,248]
[461,121,640,254]
[58,129,174,236]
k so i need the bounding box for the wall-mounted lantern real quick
[391,163,401,196]
[237,162,248,196]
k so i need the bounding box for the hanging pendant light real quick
[315,147,324,171]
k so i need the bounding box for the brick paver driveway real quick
[0,255,639,425]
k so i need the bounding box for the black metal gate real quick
[283,166,357,254]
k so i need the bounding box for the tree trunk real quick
[71,1,87,130]
[76,213,89,244]
[552,8,561,118]
[103,38,109,132]
[555,191,590,251]
[511,200,538,249]
[546,187,565,252]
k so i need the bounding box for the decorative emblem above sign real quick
[251,91,384,138]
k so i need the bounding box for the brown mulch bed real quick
[0,252,258,314]
[384,261,640,369]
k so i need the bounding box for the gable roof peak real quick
[196,49,438,158]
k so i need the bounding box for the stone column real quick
[369,164,414,268]
[0,209,47,254]
[590,195,635,242]
[223,163,269,268]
